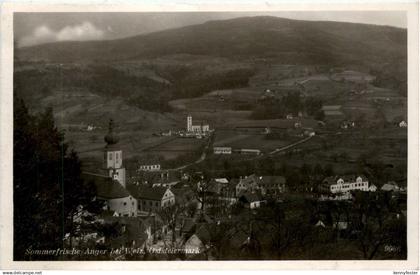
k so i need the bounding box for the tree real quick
[13,97,99,260]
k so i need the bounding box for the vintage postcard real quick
[0,1,419,271]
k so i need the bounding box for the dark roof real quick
[82,172,130,199]
[105,217,149,247]
[258,176,286,186]
[239,192,264,203]
[194,224,212,244]
[127,185,168,201]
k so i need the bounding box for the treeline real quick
[88,65,173,112]
[251,91,324,120]
[13,96,101,260]
[370,63,407,97]
[166,66,256,99]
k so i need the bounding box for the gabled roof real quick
[194,224,212,244]
[82,172,130,199]
[127,185,170,201]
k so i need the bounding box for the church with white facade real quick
[187,114,209,134]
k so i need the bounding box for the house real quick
[399,121,407,128]
[138,164,161,172]
[315,220,326,228]
[213,146,232,155]
[258,176,286,196]
[82,172,137,217]
[236,175,286,197]
[333,221,349,231]
[381,182,401,192]
[238,192,265,209]
[99,215,152,249]
[184,224,211,256]
[127,185,175,213]
[171,186,196,206]
[323,175,375,194]
[236,175,260,195]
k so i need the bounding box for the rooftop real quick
[82,172,130,199]
[127,185,169,201]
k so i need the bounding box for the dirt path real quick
[268,135,313,155]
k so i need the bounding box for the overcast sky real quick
[14,11,406,47]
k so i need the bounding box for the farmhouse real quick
[213,146,232,155]
[127,185,175,213]
[187,114,210,133]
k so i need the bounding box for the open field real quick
[214,129,302,153]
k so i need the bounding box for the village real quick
[65,106,407,260]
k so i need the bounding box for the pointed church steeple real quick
[104,119,119,146]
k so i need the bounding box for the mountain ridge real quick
[17,16,406,66]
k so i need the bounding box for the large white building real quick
[323,175,377,194]
[138,164,161,172]
[187,114,209,133]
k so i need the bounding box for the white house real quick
[138,164,161,172]
[213,146,232,155]
[399,121,407,128]
[127,185,175,213]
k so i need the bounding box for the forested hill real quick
[17,16,406,67]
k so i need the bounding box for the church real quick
[82,119,137,217]
[187,114,209,133]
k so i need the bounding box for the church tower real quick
[187,114,192,132]
[104,119,126,187]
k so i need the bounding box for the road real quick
[169,132,314,171]
[169,133,214,171]
[268,135,313,155]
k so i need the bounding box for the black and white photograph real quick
[1,3,419,269]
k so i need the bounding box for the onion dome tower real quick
[103,119,126,187]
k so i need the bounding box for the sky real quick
[14,11,407,47]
